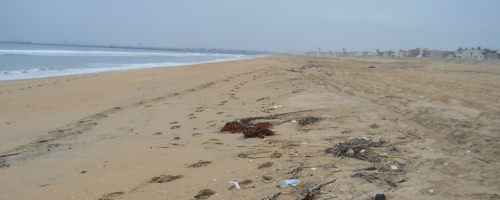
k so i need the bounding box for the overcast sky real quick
[1,0,499,53]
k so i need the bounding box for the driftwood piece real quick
[308,178,338,192]
[270,192,281,200]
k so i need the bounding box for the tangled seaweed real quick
[298,116,322,127]
[220,118,274,138]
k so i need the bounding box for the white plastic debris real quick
[428,189,434,194]
[322,114,333,119]
[229,181,241,189]
[311,168,317,171]
[290,120,297,123]
[444,163,448,166]
[360,149,366,153]
[466,150,471,153]
[420,96,424,98]
[391,166,398,170]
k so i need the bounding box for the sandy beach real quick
[1,55,500,200]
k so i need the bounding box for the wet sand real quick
[1,55,499,199]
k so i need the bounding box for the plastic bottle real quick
[279,179,300,188]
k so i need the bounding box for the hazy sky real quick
[1,0,499,53]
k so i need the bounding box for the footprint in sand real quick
[187,161,213,168]
[194,189,215,200]
[100,192,125,199]
[149,175,184,183]
[258,162,274,169]
[171,126,180,129]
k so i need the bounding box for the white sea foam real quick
[0,57,246,81]
[0,49,243,57]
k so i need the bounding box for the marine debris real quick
[220,118,274,138]
[326,138,406,171]
[298,116,322,127]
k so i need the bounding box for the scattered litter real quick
[346,149,355,157]
[391,166,398,170]
[287,166,303,178]
[420,96,424,98]
[279,179,300,188]
[311,168,317,171]
[444,163,448,166]
[290,120,297,123]
[428,189,434,194]
[321,114,334,119]
[326,138,402,170]
[466,150,471,153]
[229,181,240,189]
[363,137,368,141]
[352,172,405,187]
[360,149,366,153]
[270,105,282,110]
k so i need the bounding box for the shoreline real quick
[1,55,499,199]
[0,55,265,82]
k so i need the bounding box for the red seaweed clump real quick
[220,119,274,138]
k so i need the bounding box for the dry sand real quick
[1,55,500,199]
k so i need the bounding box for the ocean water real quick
[0,43,256,81]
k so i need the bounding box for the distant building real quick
[444,52,456,59]
[481,49,498,60]
[455,47,484,59]
[396,50,407,57]
[420,49,455,58]
[407,48,421,57]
